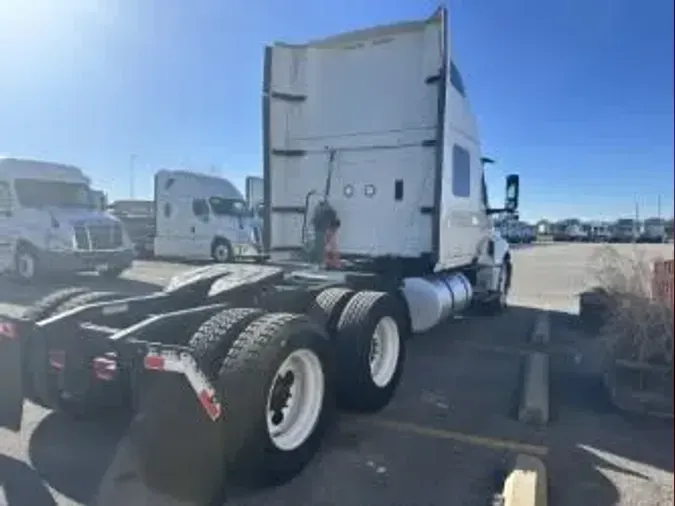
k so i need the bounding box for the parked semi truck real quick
[0,8,520,502]
[0,158,134,282]
[107,200,156,258]
[639,217,666,243]
[153,170,264,261]
[557,219,588,242]
[611,218,641,243]
[587,221,611,242]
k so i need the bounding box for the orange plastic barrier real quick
[324,228,341,269]
[652,259,674,308]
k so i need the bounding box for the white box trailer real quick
[0,9,521,502]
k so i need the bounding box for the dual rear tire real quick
[314,289,407,412]
[135,288,408,500]
[208,289,407,486]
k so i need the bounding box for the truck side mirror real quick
[505,174,519,212]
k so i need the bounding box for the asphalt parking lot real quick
[0,243,672,506]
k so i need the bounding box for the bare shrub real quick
[589,245,673,367]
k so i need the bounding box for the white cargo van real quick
[153,170,261,261]
[0,158,134,281]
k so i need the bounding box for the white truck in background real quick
[0,157,134,281]
[587,221,611,242]
[639,217,666,243]
[153,170,263,261]
[245,175,265,246]
[611,218,641,243]
[90,190,108,211]
[553,219,587,241]
[108,200,156,258]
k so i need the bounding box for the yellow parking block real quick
[502,454,548,506]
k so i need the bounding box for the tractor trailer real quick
[0,8,520,502]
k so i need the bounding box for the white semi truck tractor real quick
[0,8,519,503]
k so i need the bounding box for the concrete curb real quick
[501,454,548,506]
[530,312,550,345]
[518,352,550,425]
[518,312,551,425]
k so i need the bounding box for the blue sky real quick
[0,0,672,222]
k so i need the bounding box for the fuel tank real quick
[401,272,473,333]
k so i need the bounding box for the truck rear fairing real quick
[264,10,453,270]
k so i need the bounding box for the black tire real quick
[34,290,125,414]
[13,244,40,282]
[334,291,408,412]
[53,290,125,313]
[212,238,234,263]
[308,287,354,334]
[22,287,91,322]
[219,313,335,487]
[98,266,127,279]
[189,307,266,379]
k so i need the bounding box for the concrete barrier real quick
[501,454,548,506]
[530,312,550,345]
[518,312,551,425]
[519,352,550,425]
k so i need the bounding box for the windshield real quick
[14,179,94,209]
[208,197,249,216]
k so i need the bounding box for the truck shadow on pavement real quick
[28,412,129,505]
[20,305,672,506]
[546,311,673,506]
[0,454,57,506]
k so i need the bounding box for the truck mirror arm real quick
[486,208,517,216]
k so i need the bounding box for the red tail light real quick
[144,355,165,371]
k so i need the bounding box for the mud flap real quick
[0,319,24,431]
[129,371,226,504]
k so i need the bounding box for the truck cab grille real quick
[74,222,123,250]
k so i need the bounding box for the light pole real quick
[129,154,137,199]
[633,198,639,243]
